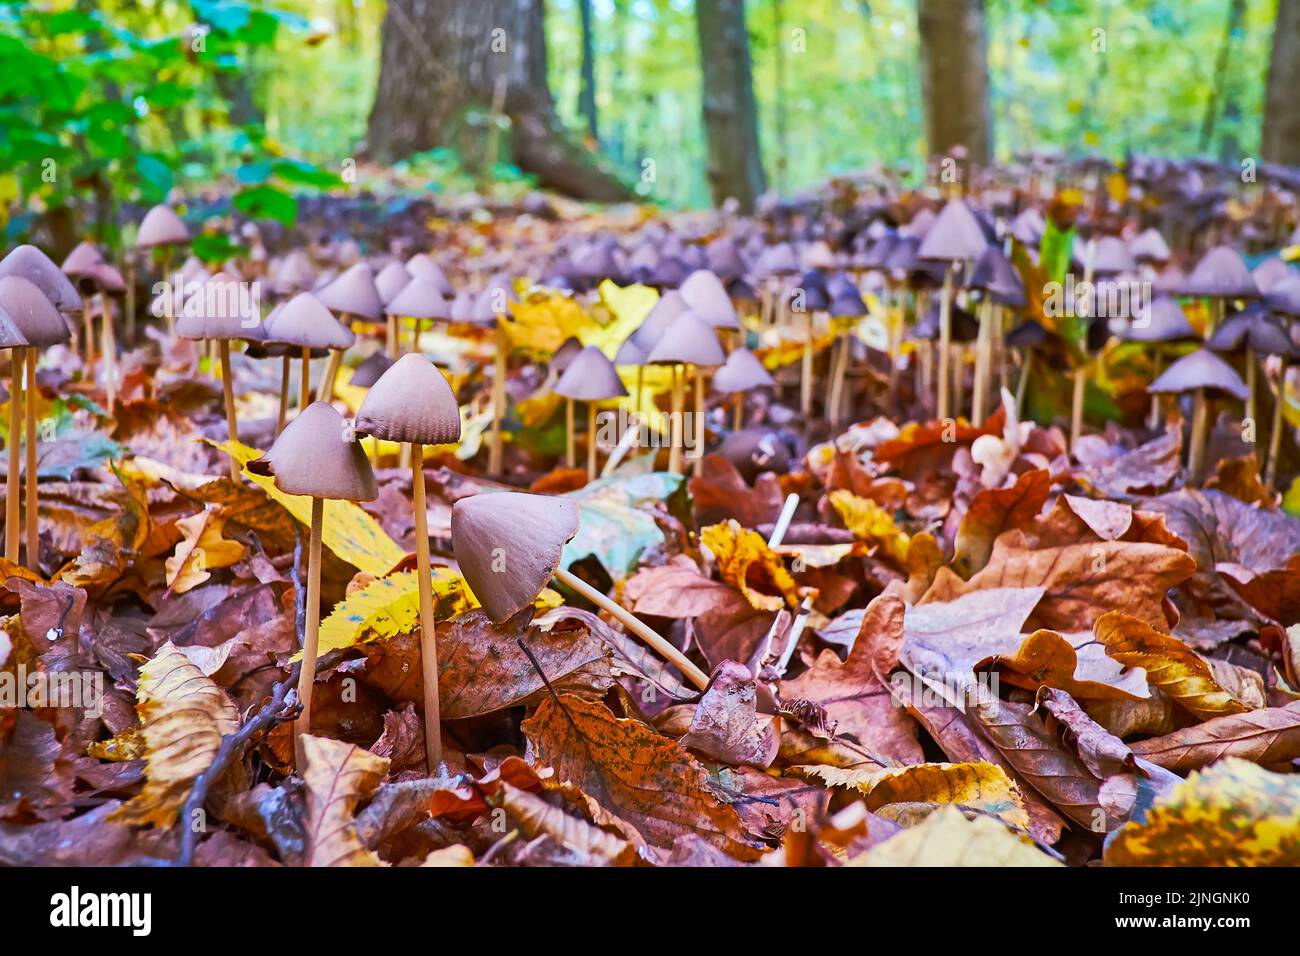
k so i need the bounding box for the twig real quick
[175,528,306,867]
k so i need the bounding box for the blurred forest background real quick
[2,0,1298,248]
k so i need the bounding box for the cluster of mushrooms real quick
[3,153,1299,765]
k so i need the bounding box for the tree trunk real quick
[696,0,766,212]
[916,0,992,165]
[577,0,599,140]
[1263,0,1300,166]
[366,0,630,201]
[1200,0,1246,156]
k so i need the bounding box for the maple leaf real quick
[300,734,389,867]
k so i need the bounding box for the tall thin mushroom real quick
[1149,349,1249,480]
[646,310,726,473]
[248,401,377,764]
[554,345,629,480]
[355,354,462,772]
[1206,302,1296,464]
[1,305,28,564]
[1121,294,1200,430]
[451,491,709,690]
[1263,276,1300,487]
[135,205,190,338]
[712,347,775,431]
[261,292,355,419]
[315,262,383,401]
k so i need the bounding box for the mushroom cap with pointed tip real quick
[917,199,989,262]
[62,241,126,294]
[646,311,726,367]
[354,353,462,445]
[261,292,355,350]
[1008,207,1045,247]
[1128,228,1171,264]
[1122,295,1199,343]
[705,236,746,278]
[554,345,628,402]
[1090,236,1137,276]
[405,254,454,295]
[1006,318,1049,349]
[0,245,82,313]
[967,246,1027,308]
[679,269,739,330]
[385,276,450,320]
[913,297,979,342]
[348,349,395,387]
[1148,348,1249,400]
[316,262,383,321]
[755,243,800,277]
[630,290,689,352]
[614,335,647,366]
[1251,257,1295,294]
[1180,246,1259,300]
[712,348,774,394]
[830,286,868,318]
[175,272,261,340]
[0,275,71,347]
[1206,304,1297,357]
[247,401,377,501]
[136,205,190,248]
[374,261,413,304]
[0,301,28,349]
[451,491,579,623]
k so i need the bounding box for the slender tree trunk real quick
[577,0,599,140]
[1200,0,1246,155]
[1263,0,1300,165]
[772,0,788,194]
[366,0,630,201]
[696,0,767,212]
[916,0,992,165]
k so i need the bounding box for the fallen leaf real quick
[828,489,910,564]
[849,805,1060,867]
[680,660,778,767]
[1128,703,1300,772]
[952,468,1050,576]
[700,520,802,611]
[300,734,389,867]
[164,506,247,593]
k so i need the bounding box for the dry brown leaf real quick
[301,734,390,867]
[700,520,803,611]
[1033,687,1139,778]
[1128,703,1300,772]
[848,805,1061,867]
[680,660,779,767]
[164,506,247,593]
[497,782,639,865]
[952,468,1050,577]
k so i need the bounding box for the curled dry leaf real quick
[1128,703,1300,772]
[952,468,1050,577]
[828,489,910,564]
[496,782,639,866]
[680,660,779,768]
[987,628,1149,701]
[1033,687,1139,778]
[300,734,389,867]
[164,506,247,593]
[700,519,803,611]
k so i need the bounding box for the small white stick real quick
[600,413,642,478]
[767,493,800,548]
[774,597,813,676]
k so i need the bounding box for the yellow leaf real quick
[829,488,910,564]
[506,292,593,356]
[109,642,239,828]
[800,761,1030,831]
[700,520,802,611]
[850,805,1061,867]
[300,734,389,867]
[164,506,247,593]
[315,568,478,657]
[213,439,405,576]
[1106,758,1300,866]
[419,845,475,866]
[593,279,659,356]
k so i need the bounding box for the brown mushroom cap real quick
[316,262,383,321]
[175,271,261,340]
[451,491,579,623]
[0,275,72,347]
[679,269,739,330]
[917,199,989,263]
[354,353,462,445]
[247,401,377,501]
[136,205,190,249]
[0,245,82,313]
[711,347,775,394]
[1148,348,1249,401]
[553,345,628,401]
[261,292,355,350]
[0,300,28,349]
[385,276,450,320]
[646,310,726,367]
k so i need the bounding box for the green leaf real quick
[271,159,340,189]
[192,233,248,264]
[233,184,297,226]
[135,153,173,201]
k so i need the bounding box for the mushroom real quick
[1148,349,1249,480]
[1262,275,1300,486]
[917,199,989,420]
[451,491,708,690]
[1,302,29,564]
[679,269,740,346]
[826,284,867,427]
[646,310,725,473]
[384,276,449,358]
[248,401,377,760]
[554,345,628,480]
[1121,294,1200,430]
[176,272,261,480]
[61,241,125,379]
[261,292,355,423]
[1206,302,1296,457]
[788,272,830,420]
[712,347,775,431]
[135,205,190,337]
[355,354,462,771]
[966,245,1027,423]
[0,276,72,570]
[1180,245,1259,335]
[315,262,383,401]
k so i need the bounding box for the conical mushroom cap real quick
[1123,295,1198,343]
[913,298,979,342]
[712,347,774,394]
[262,292,354,350]
[136,205,189,248]
[830,286,868,318]
[272,249,317,295]
[646,311,726,367]
[1265,275,1300,318]
[705,236,746,278]
[0,301,28,349]
[756,243,800,277]
[1148,348,1249,400]
[247,401,377,501]
[0,245,81,313]
[1253,258,1297,295]
[449,290,477,323]
[551,336,584,373]
[1206,304,1297,357]
[554,345,628,401]
[62,241,123,294]
[316,262,383,320]
[918,199,989,262]
[0,276,71,347]
[614,335,647,366]
[1008,207,1045,247]
[679,269,739,329]
[1090,236,1137,276]
[355,352,462,445]
[630,290,688,352]
[385,276,449,320]
[176,272,260,340]
[967,246,1027,307]
[374,261,413,304]
[1181,246,1259,300]
[406,254,454,295]
[451,492,579,623]
[348,349,394,387]
[1129,228,1171,264]
[1006,318,1049,349]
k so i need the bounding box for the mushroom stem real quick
[82,301,94,368]
[317,313,350,402]
[277,355,291,435]
[1265,359,1288,488]
[800,311,814,419]
[489,324,507,476]
[1245,346,1257,457]
[937,264,954,419]
[972,296,994,424]
[1189,387,1209,479]
[299,347,311,413]
[733,392,744,432]
[886,290,900,412]
[101,293,117,416]
[552,565,709,690]
[1069,361,1087,450]
[1015,348,1033,418]
[564,397,575,468]
[826,335,845,427]
[124,262,136,346]
[5,347,22,563]
[410,442,443,772]
[668,363,685,474]
[587,401,599,480]
[24,350,38,570]
[693,366,705,464]
[953,345,967,420]
[294,495,325,764]
[386,314,398,358]
[1148,351,1164,430]
[218,341,240,481]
